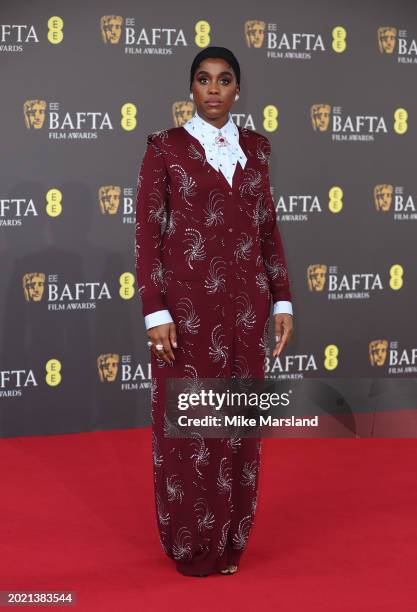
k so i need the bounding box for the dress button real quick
[228,227,233,233]
[228,191,232,196]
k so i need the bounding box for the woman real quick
[135,46,294,577]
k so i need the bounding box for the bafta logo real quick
[100,15,123,44]
[97,353,120,382]
[374,184,393,212]
[311,104,331,132]
[307,265,327,292]
[23,100,46,129]
[244,20,266,48]
[99,186,121,214]
[172,101,194,127]
[23,272,45,302]
[377,27,397,54]
[369,340,388,366]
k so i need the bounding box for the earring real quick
[235,94,239,101]
[189,92,193,100]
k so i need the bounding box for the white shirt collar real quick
[183,110,247,187]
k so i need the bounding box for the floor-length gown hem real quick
[175,548,243,576]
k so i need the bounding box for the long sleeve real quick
[259,136,293,304]
[135,133,170,318]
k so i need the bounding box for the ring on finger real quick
[155,344,164,351]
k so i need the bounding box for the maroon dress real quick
[135,124,292,576]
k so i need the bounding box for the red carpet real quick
[1,429,417,611]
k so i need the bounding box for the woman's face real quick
[190,58,239,124]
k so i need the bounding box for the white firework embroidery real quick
[232,515,252,550]
[238,168,263,197]
[163,412,180,437]
[187,142,206,164]
[150,258,173,293]
[166,474,184,503]
[204,256,226,294]
[217,519,231,556]
[176,297,201,334]
[208,323,228,367]
[240,460,258,490]
[236,292,256,331]
[151,129,169,145]
[169,163,197,207]
[183,364,204,396]
[226,435,242,452]
[147,189,166,224]
[254,195,272,226]
[231,355,253,393]
[203,189,225,227]
[217,457,232,501]
[194,498,215,532]
[256,137,270,165]
[156,492,170,526]
[190,432,210,478]
[234,232,253,262]
[152,431,163,467]
[264,255,288,280]
[256,272,270,293]
[165,210,182,236]
[172,526,192,560]
[183,228,206,269]
[231,355,251,379]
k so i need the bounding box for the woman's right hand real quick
[147,322,178,365]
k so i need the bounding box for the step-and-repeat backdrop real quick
[1,1,416,437]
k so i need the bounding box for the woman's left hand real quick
[272,313,293,357]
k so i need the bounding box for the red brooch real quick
[214,134,229,147]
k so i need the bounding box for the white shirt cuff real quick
[144,309,173,330]
[273,300,293,316]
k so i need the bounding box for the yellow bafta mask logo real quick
[244,20,266,48]
[100,15,123,44]
[23,272,45,302]
[377,27,397,54]
[97,353,120,382]
[369,340,388,366]
[307,264,327,291]
[172,101,194,127]
[23,100,46,129]
[311,104,331,131]
[99,186,121,214]
[374,184,393,211]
